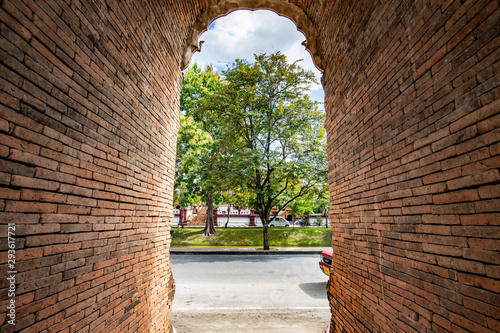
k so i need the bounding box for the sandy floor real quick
[172,308,331,333]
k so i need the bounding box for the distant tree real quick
[177,64,225,235]
[174,114,210,209]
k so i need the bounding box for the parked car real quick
[268,216,290,227]
[319,248,333,276]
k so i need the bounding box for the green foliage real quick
[174,53,329,246]
[174,64,224,207]
[316,216,323,226]
[288,182,329,217]
[197,52,328,227]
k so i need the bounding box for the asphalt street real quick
[170,254,331,333]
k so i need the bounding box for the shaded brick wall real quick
[0,0,197,331]
[322,0,500,332]
[0,0,499,332]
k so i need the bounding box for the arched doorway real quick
[172,8,330,331]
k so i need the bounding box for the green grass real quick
[171,227,332,247]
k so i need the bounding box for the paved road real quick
[171,254,331,333]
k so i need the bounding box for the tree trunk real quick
[225,205,231,228]
[263,224,270,250]
[203,192,216,236]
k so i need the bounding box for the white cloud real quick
[188,10,324,104]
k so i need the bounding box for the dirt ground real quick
[172,308,331,333]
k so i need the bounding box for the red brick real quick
[0,187,20,200]
[11,175,60,191]
[423,167,461,185]
[36,296,77,321]
[441,147,491,171]
[5,201,57,213]
[0,144,9,158]
[477,112,500,134]
[81,143,106,159]
[413,45,447,81]
[40,213,79,223]
[66,195,97,207]
[15,248,45,261]
[47,312,85,333]
[478,184,500,199]
[13,126,64,151]
[93,158,117,170]
[16,224,60,235]
[0,132,40,155]
[449,311,490,332]
[0,91,20,110]
[432,202,475,214]
[59,164,92,179]
[34,168,76,184]
[474,198,500,213]
[447,169,500,190]
[44,243,82,256]
[40,148,80,167]
[75,177,105,190]
[0,104,43,133]
[25,234,69,247]
[460,213,500,225]
[433,314,452,331]
[57,204,92,215]
[456,128,500,156]
[462,155,500,176]
[57,282,92,302]
[433,189,480,204]
[59,184,93,197]
[20,189,67,203]
[491,142,500,156]
[16,295,59,319]
[0,211,40,224]
[421,146,457,166]
[0,5,32,41]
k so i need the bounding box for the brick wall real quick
[0,0,499,332]
[0,0,197,331]
[322,0,500,332]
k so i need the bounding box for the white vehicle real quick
[268,216,290,227]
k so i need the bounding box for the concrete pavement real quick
[170,253,331,333]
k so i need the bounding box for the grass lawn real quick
[171,227,332,247]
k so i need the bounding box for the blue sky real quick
[188,10,325,106]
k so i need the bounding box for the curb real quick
[170,247,329,255]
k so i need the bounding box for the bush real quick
[316,216,323,226]
[304,216,310,226]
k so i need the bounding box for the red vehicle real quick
[319,249,333,276]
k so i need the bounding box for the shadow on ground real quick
[299,282,328,299]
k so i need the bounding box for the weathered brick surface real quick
[0,0,186,331]
[0,0,498,332]
[322,1,500,332]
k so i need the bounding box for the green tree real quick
[174,114,211,209]
[198,52,328,250]
[176,64,225,235]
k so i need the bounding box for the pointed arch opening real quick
[181,0,324,73]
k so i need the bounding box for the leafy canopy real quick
[174,52,329,245]
[194,52,328,226]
